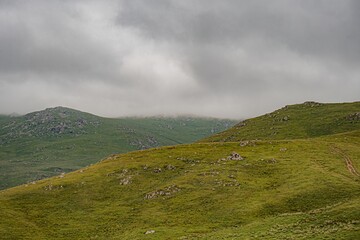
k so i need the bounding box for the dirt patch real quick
[331,146,359,176]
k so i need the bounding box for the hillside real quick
[0,102,359,239]
[0,107,237,189]
[0,131,359,239]
[201,101,360,142]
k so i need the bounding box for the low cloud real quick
[0,0,359,118]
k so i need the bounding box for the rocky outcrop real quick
[303,101,323,107]
[227,152,243,160]
[0,107,101,140]
[346,112,360,121]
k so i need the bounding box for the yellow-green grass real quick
[1,131,359,239]
[202,101,360,142]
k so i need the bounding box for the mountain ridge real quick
[201,101,360,142]
[0,107,237,189]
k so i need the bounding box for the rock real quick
[235,121,246,129]
[165,164,176,170]
[303,101,323,107]
[144,185,180,199]
[239,141,249,147]
[346,112,360,121]
[227,152,244,160]
[280,148,287,152]
[145,230,155,234]
[120,176,132,185]
[153,168,162,173]
[282,116,289,121]
[264,158,277,164]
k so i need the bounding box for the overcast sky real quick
[0,0,359,119]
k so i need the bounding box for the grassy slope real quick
[0,107,236,189]
[201,101,360,142]
[1,102,359,239]
[0,130,359,239]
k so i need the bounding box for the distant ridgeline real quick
[0,107,237,189]
[201,101,360,142]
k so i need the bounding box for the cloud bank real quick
[0,0,359,118]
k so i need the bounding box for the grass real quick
[0,131,359,239]
[0,101,359,239]
[202,101,360,142]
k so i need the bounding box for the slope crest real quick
[201,101,360,142]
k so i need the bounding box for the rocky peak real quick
[1,107,101,140]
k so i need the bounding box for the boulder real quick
[227,152,243,160]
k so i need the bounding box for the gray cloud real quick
[0,0,359,119]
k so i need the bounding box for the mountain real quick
[201,101,360,142]
[0,102,359,239]
[0,107,237,189]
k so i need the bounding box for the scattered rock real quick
[153,168,162,173]
[227,152,244,160]
[346,112,360,121]
[303,101,323,107]
[239,140,256,147]
[165,164,176,170]
[239,141,249,147]
[282,116,290,121]
[264,158,277,164]
[144,185,180,199]
[235,121,246,129]
[120,176,132,185]
[145,230,155,234]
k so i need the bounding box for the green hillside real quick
[201,101,360,142]
[0,102,359,239]
[0,131,359,239]
[0,107,236,189]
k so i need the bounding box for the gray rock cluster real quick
[227,152,244,160]
[144,185,180,199]
[129,135,159,150]
[303,101,323,107]
[346,112,360,121]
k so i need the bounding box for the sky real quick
[0,0,359,119]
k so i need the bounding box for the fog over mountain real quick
[0,0,359,118]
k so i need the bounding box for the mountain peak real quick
[1,107,102,139]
